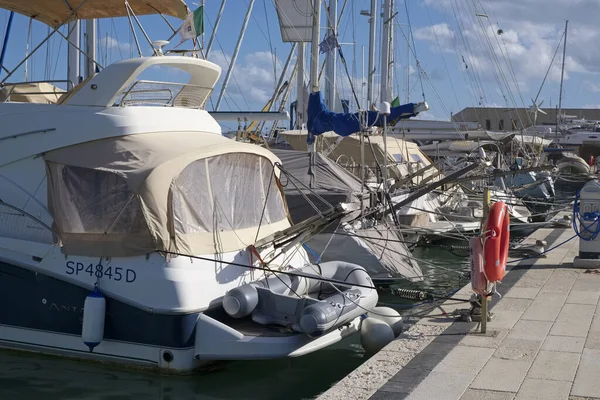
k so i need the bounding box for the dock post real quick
[481,188,491,333]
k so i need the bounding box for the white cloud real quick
[419,0,600,86]
[105,36,131,53]
[208,50,293,109]
[414,23,454,42]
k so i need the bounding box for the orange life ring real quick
[483,201,510,283]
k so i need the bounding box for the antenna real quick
[152,40,170,56]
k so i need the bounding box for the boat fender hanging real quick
[366,307,403,337]
[82,286,106,352]
[483,201,510,283]
[359,317,395,354]
[470,237,486,295]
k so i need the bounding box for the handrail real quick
[0,128,56,143]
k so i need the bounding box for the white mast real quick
[85,19,97,78]
[310,0,321,94]
[366,0,377,108]
[215,0,255,111]
[557,20,568,125]
[324,0,337,111]
[67,21,81,87]
[296,43,306,128]
[380,0,392,103]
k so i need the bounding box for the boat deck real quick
[317,212,600,399]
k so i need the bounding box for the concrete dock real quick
[317,217,600,400]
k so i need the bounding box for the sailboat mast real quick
[324,0,337,110]
[85,19,97,77]
[310,0,321,93]
[206,0,226,58]
[366,0,377,108]
[557,19,568,124]
[215,0,255,111]
[296,43,306,128]
[380,0,392,103]
[67,21,81,88]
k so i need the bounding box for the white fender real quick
[82,286,106,352]
[359,317,394,354]
[366,306,403,337]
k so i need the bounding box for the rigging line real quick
[213,34,250,111]
[463,0,509,114]
[476,4,529,130]
[421,0,462,113]
[403,0,425,102]
[471,1,521,121]
[437,0,478,112]
[533,30,565,105]
[394,21,466,140]
[449,0,487,107]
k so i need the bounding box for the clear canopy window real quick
[55,165,148,235]
[172,153,287,235]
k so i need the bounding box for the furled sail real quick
[307,90,428,137]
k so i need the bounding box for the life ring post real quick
[481,189,491,334]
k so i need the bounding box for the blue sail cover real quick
[307,91,420,137]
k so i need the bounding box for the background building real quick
[451,107,600,131]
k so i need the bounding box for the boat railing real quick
[116,80,213,109]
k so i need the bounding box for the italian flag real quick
[179,6,204,42]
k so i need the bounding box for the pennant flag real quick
[179,6,204,43]
[319,34,339,54]
[391,96,400,107]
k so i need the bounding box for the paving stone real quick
[551,304,596,338]
[542,335,585,353]
[471,358,531,392]
[521,294,568,321]
[527,350,580,382]
[566,291,600,305]
[434,345,494,374]
[585,331,600,350]
[504,287,541,300]
[506,320,553,341]
[539,272,578,294]
[514,277,547,289]
[489,310,525,330]
[459,329,509,349]
[572,349,600,398]
[515,378,572,400]
[460,389,515,400]
[404,371,474,400]
[571,278,600,292]
[493,298,533,312]
[494,339,542,362]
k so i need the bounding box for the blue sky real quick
[0,0,598,128]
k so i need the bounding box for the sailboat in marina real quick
[0,0,409,372]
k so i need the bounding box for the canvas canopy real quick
[0,0,189,28]
[270,149,363,223]
[44,131,290,257]
[0,82,65,104]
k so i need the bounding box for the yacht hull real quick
[0,260,204,373]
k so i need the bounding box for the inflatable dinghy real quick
[222,261,379,336]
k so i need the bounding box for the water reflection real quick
[0,337,366,400]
